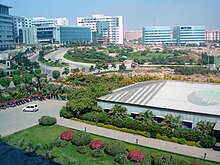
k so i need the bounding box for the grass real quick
[127,51,171,61]
[2,125,219,165]
[64,53,96,64]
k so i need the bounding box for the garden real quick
[1,116,218,165]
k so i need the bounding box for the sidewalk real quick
[57,117,220,163]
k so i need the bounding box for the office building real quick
[124,30,142,42]
[0,4,14,51]
[142,26,174,45]
[206,30,220,43]
[77,14,123,44]
[12,16,32,43]
[18,27,37,44]
[173,25,206,45]
[36,26,60,43]
[32,17,68,27]
[60,26,91,44]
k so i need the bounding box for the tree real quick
[108,104,128,119]
[89,65,95,72]
[119,63,126,71]
[136,110,155,125]
[161,114,182,129]
[196,121,213,136]
[52,70,60,80]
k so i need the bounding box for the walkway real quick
[57,117,220,163]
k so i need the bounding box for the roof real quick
[0,4,12,8]
[98,80,220,116]
[213,121,220,131]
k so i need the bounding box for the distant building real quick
[173,25,206,45]
[124,31,142,42]
[0,4,14,51]
[36,26,60,43]
[32,17,69,27]
[60,26,91,44]
[18,27,37,44]
[142,26,175,45]
[206,30,220,43]
[77,14,123,44]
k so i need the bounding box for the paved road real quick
[0,100,66,136]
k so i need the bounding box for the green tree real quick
[161,114,182,129]
[196,121,213,136]
[136,110,155,125]
[52,70,60,80]
[108,104,128,119]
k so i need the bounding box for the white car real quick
[22,104,39,112]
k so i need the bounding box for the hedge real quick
[105,140,127,157]
[71,131,91,146]
[38,116,57,126]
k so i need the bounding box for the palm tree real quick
[40,143,55,160]
[196,121,213,136]
[108,104,128,119]
[136,110,155,125]
[161,114,182,129]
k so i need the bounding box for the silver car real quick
[22,104,39,112]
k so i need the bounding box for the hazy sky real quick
[2,0,220,30]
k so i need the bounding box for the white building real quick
[77,14,123,44]
[19,27,37,44]
[32,17,69,27]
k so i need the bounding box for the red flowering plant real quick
[128,150,145,162]
[188,163,201,165]
[60,130,74,141]
[90,139,105,150]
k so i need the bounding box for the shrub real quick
[186,141,196,146]
[156,133,161,139]
[105,140,126,156]
[160,135,169,141]
[92,149,104,157]
[153,154,178,165]
[170,137,178,143]
[60,130,74,141]
[150,153,160,160]
[128,150,145,162]
[71,131,91,146]
[90,140,104,150]
[200,136,216,148]
[178,138,187,145]
[77,146,87,154]
[150,132,157,138]
[195,141,202,147]
[50,139,67,147]
[188,163,201,165]
[38,116,56,126]
[180,159,189,165]
[126,146,138,152]
[60,107,74,118]
[114,153,129,164]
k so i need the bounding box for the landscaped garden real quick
[1,124,218,165]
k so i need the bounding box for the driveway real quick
[0,100,66,137]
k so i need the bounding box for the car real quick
[22,104,39,112]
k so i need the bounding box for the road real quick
[0,100,66,136]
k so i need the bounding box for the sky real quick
[1,0,220,30]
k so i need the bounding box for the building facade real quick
[60,26,91,44]
[32,17,68,27]
[18,27,37,44]
[124,30,142,42]
[77,14,123,44]
[206,30,220,43]
[36,26,60,43]
[173,25,206,45]
[142,26,174,45]
[0,4,14,51]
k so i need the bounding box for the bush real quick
[195,141,201,148]
[160,135,169,141]
[38,116,56,126]
[90,140,104,150]
[156,133,161,139]
[200,136,216,148]
[170,137,178,143]
[150,153,160,160]
[188,163,201,165]
[186,141,196,146]
[60,130,74,141]
[150,132,157,138]
[105,140,126,156]
[92,149,104,157]
[50,139,67,148]
[178,138,187,145]
[114,153,129,164]
[126,146,138,152]
[77,146,87,154]
[71,131,91,146]
[60,107,74,118]
[128,150,145,162]
[153,154,178,165]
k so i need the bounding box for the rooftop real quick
[98,81,220,116]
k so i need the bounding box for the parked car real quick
[22,104,39,112]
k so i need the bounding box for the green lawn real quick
[64,53,96,64]
[2,125,218,165]
[127,51,171,61]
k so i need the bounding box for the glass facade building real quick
[0,4,14,51]
[173,26,205,45]
[142,26,172,45]
[60,26,91,44]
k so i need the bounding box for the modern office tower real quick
[77,14,123,44]
[124,30,142,42]
[60,26,91,44]
[32,17,69,27]
[18,27,37,44]
[0,4,14,51]
[142,26,173,45]
[36,26,60,43]
[206,30,220,43]
[12,16,32,43]
[173,26,206,45]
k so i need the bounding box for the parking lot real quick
[0,100,66,136]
